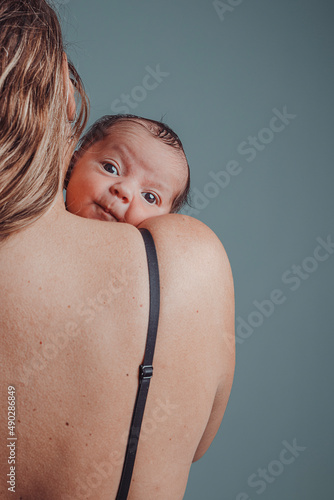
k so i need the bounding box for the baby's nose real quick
[110,181,133,204]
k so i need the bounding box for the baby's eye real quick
[142,192,158,205]
[102,163,118,175]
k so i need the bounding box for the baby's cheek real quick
[65,183,86,215]
[65,185,77,210]
[67,170,93,199]
[130,208,166,227]
[65,170,80,197]
[161,205,172,215]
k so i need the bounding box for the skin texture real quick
[0,66,235,499]
[65,122,188,226]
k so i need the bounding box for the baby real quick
[65,114,190,226]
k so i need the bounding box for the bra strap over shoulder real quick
[115,228,160,500]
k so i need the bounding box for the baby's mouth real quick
[96,203,119,222]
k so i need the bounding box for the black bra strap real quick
[115,228,160,500]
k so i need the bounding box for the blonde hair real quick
[0,0,89,243]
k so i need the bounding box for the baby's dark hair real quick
[64,114,190,213]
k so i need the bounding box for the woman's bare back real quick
[0,210,234,500]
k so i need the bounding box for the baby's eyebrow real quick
[142,178,167,191]
[104,142,131,162]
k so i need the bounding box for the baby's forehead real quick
[101,120,163,149]
[100,121,186,169]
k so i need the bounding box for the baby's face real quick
[66,122,187,226]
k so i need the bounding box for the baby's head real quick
[65,114,190,226]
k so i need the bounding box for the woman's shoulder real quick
[66,212,233,310]
[67,211,228,264]
[138,214,232,277]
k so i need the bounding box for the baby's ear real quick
[64,150,79,190]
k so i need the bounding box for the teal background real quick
[58,1,334,498]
